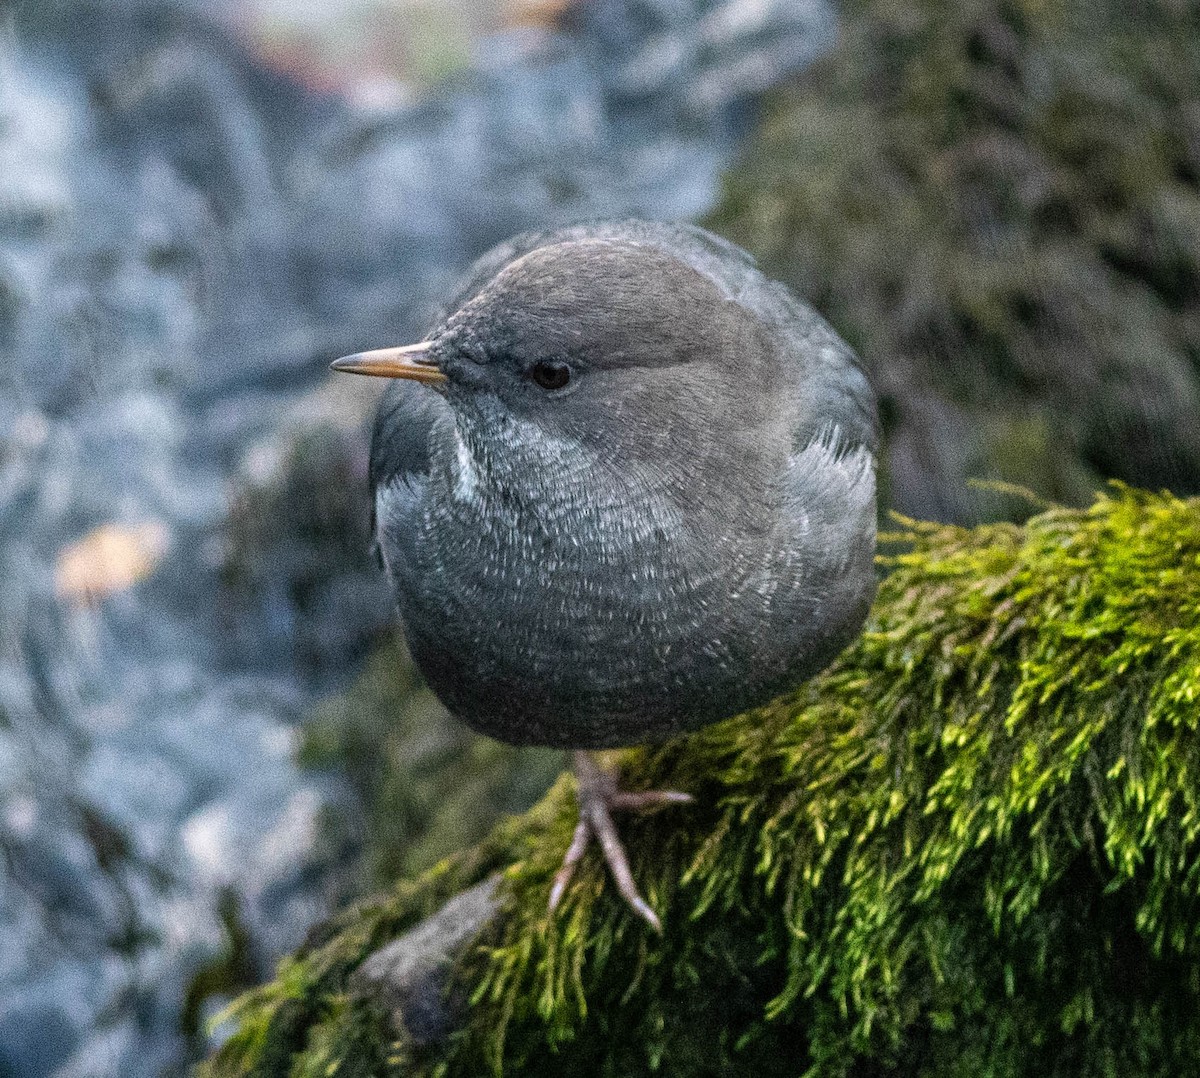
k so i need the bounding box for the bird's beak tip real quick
[329,342,448,384]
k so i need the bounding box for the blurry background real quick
[0,0,1196,1075]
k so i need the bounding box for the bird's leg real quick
[548,749,693,932]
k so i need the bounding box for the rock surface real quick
[351,877,501,1044]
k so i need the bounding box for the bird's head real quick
[332,239,782,476]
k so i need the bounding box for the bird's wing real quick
[764,282,879,460]
[632,221,879,527]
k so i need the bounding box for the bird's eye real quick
[530,361,571,391]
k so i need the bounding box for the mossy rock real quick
[202,487,1200,1076]
[708,0,1200,522]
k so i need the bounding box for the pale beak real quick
[330,341,448,384]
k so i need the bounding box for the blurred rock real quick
[0,1,835,1075]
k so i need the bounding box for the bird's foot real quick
[548,750,693,932]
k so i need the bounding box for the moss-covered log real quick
[202,488,1200,1076]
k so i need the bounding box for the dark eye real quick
[529,361,570,390]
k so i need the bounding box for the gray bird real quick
[332,220,877,929]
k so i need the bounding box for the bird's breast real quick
[381,426,874,748]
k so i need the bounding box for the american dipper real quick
[332,220,877,930]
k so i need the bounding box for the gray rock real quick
[352,876,502,1044]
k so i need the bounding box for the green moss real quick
[201,803,562,1078]
[202,487,1200,1075]
[708,0,1200,521]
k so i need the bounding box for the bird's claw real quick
[548,751,693,932]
